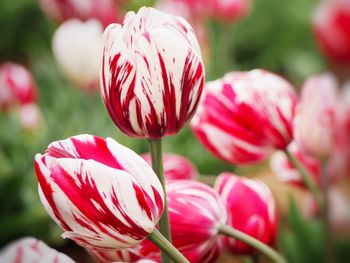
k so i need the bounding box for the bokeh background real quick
[1,0,349,262]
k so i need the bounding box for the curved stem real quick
[148,139,172,263]
[218,225,286,263]
[148,229,189,263]
[284,149,323,207]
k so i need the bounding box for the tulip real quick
[18,103,44,132]
[39,0,119,27]
[211,0,251,22]
[52,19,103,92]
[34,134,164,250]
[0,237,75,263]
[0,63,37,112]
[313,0,350,63]
[90,180,227,263]
[214,173,277,254]
[294,73,338,159]
[270,142,321,188]
[191,69,297,164]
[141,153,198,181]
[101,7,205,138]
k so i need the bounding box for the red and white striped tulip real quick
[0,237,75,263]
[313,0,350,63]
[34,134,164,251]
[215,173,277,254]
[0,63,37,112]
[192,69,297,164]
[141,153,198,181]
[294,73,338,158]
[270,142,321,188]
[52,19,103,92]
[101,7,205,138]
[91,180,227,263]
[39,0,119,27]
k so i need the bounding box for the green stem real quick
[218,225,286,263]
[148,139,172,263]
[148,229,189,263]
[284,149,323,207]
[321,161,333,263]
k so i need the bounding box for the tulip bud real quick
[0,237,75,263]
[313,0,350,63]
[18,103,44,132]
[294,73,338,158]
[34,134,164,251]
[52,19,103,92]
[270,142,321,188]
[0,63,37,112]
[39,0,119,27]
[192,69,297,164]
[211,0,251,22]
[141,153,198,181]
[214,173,277,254]
[91,180,227,263]
[101,7,205,138]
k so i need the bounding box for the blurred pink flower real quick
[141,153,198,181]
[192,69,297,164]
[0,237,74,263]
[18,103,44,132]
[39,0,119,27]
[270,142,321,188]
[0,63,37,112]
[313,0,350,63]
[215,173,277,255]
[294,73,338,158]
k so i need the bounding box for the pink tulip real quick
[34,134,164,251]
[215,173,277,254]
[18,103,44,132]
[91,180,227,263]
[192,69,297,164]
[0,237,74,263]
[141,153,198,181]
[0,63,37,112]
[52,19,103,92]
[313,0,350,63]
[39,0,119,27]
[270,142,321,188]
[211,0,251,22]
[101,7,205,138]
[294,73,338,158]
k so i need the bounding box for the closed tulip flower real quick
[214,173,277,254]
[192,69,297,164]
[52,19,103,92]
[0,237,75,263]
[141,153,198,181]
[270,142,321,188]
[0,63,37,112]
[211,0,251,22]
[313,0,350,63]
[294,73,338,158]
[91,180,227,263]
[34,134,164,251]
[101,7,205,138]
[40,0,119,27]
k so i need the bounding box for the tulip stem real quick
[218,225,286,263]
[148,229,189,263]
[148,139,172,263]
[284,149,323,207]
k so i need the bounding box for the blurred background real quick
[0,0,350,262]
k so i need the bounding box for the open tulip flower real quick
[215,173,277,254]
[101,7,205,139]
[141,153,198,181]
[0,62,37,112]
[0,237,75,263]
[91,180,227,263]
[39,0,119,28]
[192,69,297,164]
[34,134,164,251]
[270,142,321,188]
[294,73,338,159]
